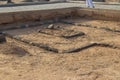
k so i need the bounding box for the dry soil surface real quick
[0,18,120,80]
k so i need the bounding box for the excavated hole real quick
[1,18,120,54]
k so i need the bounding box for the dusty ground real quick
[0,18,120,80]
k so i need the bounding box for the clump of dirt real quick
[0,43,28,57]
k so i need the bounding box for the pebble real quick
[47,24,54,29]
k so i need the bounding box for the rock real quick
[47,24,54,29]
[61,31,85,39]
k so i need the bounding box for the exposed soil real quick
[0,18,120,80]
[0,43,29,57]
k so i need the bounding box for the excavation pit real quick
[2,17,120,53]
[0,7,120,80]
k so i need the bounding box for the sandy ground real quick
[0,18,120,80]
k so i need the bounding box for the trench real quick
[0,7,120,56]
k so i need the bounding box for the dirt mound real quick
[0,43,28,57]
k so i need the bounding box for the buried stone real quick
[63,42,120,53]
[47,24,61,30]
[30,43,59,53]
[47,24,55,29]
[61,31,85,38]
[63,43,97,53]
[38,27,85,38]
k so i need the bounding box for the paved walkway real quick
[0,2,120,13]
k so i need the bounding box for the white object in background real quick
[86,0,94,8]
[50,0,66,2]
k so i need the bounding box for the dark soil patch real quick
[0,43,29,57]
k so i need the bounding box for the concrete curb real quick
[0,7,119,26]
[68,1,120,5]
[0,1,67,7]
[0,7,78,25]
[77,8,120,21]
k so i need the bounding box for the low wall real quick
[77,8,120,21]
[0,7,120,25]
[0,7,77,24]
